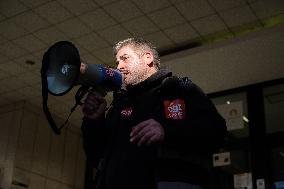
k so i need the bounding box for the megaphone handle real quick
[56,86,90,132]
[75,86,90,105]
[74,86,106,108]
[90,86,107,97]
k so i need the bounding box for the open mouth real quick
[120,71,129,77]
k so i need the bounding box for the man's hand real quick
[130,119,165,146]
[82,92,107,120]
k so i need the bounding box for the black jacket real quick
[81,70,227,189]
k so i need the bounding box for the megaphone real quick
[41,41,122,134]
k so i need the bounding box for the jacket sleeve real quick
[81,117,108,168]
[161,81,227,154]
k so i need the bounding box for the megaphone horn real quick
[43,41,122,96]
[41,41,122,134]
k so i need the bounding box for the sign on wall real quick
[216,101,244,131]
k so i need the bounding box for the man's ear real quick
[143,51,154,66]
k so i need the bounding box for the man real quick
[81,38,227,189]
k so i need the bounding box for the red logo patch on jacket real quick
[164,99,186,119]
[121,107,133,117]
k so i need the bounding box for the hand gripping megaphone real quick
[41,41,122,134]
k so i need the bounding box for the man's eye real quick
[123,56,130,60]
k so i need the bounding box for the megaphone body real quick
[41,41,122,134]
[44,41,122,96]
[48,62,122,96]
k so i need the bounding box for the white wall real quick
[0,101,85,189]
[162,24,284,93]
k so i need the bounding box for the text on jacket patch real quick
[164,99,186,119]
[121,107,133,117]
[106,68,115,77]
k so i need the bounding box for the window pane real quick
[271,146,284,185]
[263,84,284,133]
[212,92,249,138]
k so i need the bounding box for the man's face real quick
[115,45,148,86]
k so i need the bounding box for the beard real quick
[123,61,148,86]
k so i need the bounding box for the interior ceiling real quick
[0,0,283,127]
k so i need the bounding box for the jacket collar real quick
[126,69,172,94]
